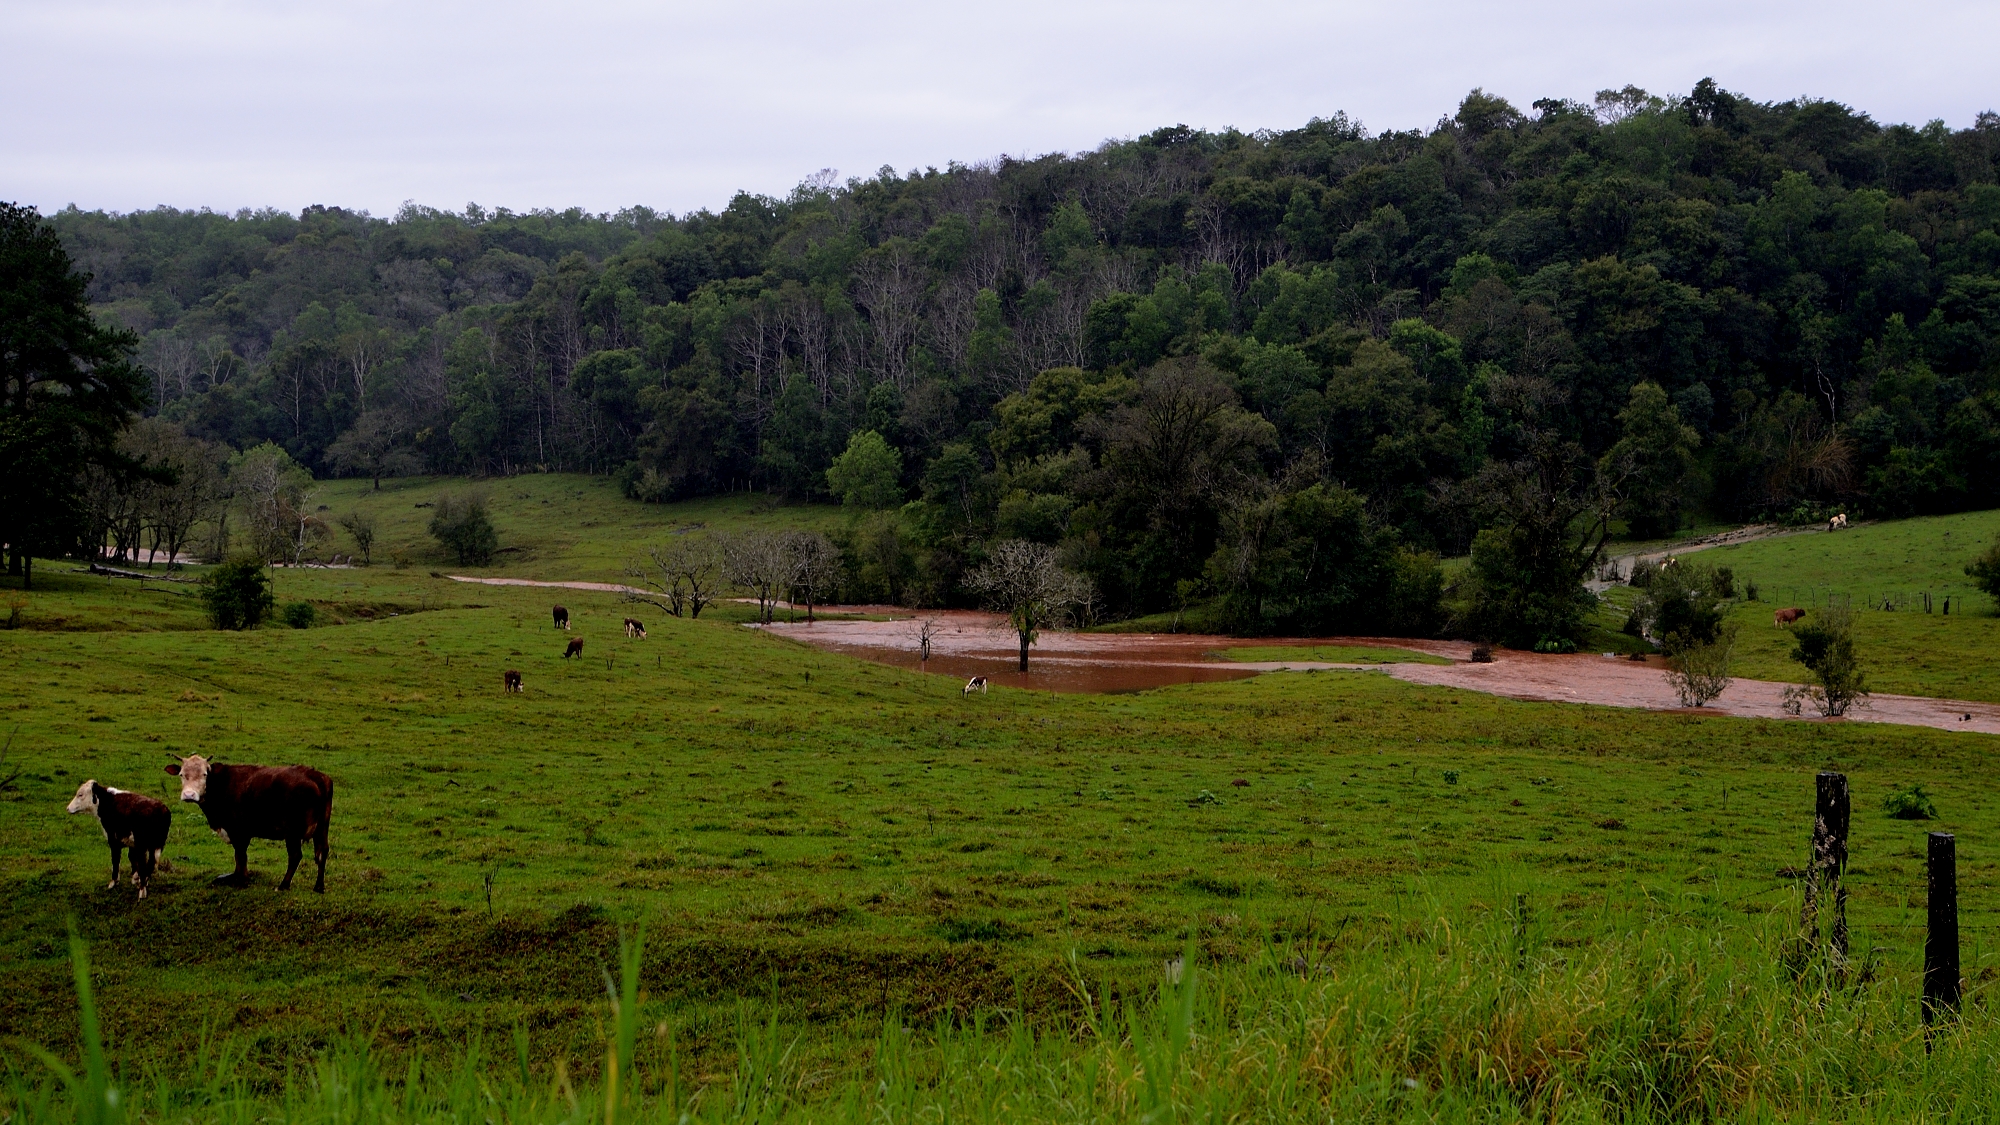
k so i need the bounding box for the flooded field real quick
[758,610,1462,693]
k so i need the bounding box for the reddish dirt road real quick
[763,610,2000,735]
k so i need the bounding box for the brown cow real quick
[1775,607,1806,626]
[564,637,584,659]
[66,781,172,899]
[552,605,570,630]
[623,617,646,639]
[165,754,333,892]
[503,669,523,692]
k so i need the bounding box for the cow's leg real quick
[133,847,153,899]
[107,843,121,889]
[312,822,329,894]
[215,840,251,886]
[279,838,303,890]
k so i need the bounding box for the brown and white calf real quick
[165,754,333,892]
[623,617,646,638]
[564,637,584,658]
[66,781,172,899]
[963,676,988,697]
[552,605,570,630]
[503,669,524,692]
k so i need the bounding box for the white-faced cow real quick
[552,605,570,630]
[165,754,333,892]
[963,676,988,697]
[66,781,172,899]
[564,637,584,659]
[503,669,524,693]
[623,617,646,638]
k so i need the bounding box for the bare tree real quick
[916,616,941,671]
[629,534,725,618]
[140,424,225,570]
[723,530,790,624]
[966,539,1093,671]
[783,530,841,623]
[337,510,376,566]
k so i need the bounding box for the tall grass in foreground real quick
[8,908,2000,1124]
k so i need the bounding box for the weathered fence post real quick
[1924,831,1959,1042]
[1802,772,1851,965]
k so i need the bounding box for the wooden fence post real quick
[1802,772,1850,965]
[1924,831,1959,1040]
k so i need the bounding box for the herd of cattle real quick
[68,603,633,899]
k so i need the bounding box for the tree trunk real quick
[22,554,31,590]
[1018,632,1030,671]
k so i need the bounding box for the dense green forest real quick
[31,80,2000,635]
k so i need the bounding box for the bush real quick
[281,601,316,629]
[429,493,498,566]
[1782,606,1868,717]
[1666,623,1736,707]
[1966,538,2000,600]
[1635,561,1726,653]
[1882,783,1938,820]
[200,557,275,630]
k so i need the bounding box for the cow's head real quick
[66,780,101,814]
[165,754,212,802]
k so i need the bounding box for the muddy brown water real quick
[763,609,2000,734]
[444,579,2000,734]
[758,610,1465,694]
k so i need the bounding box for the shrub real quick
[429,493,497,566]
[281,601,316,629]
[1782,606,1868,717]
[200,557,274,630]
[1882,783,1938,820]
[1966,538,2000,600]
[1667,623,1736,707]
[1636,561,1726,653]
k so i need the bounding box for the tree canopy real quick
[35,80,2000,624]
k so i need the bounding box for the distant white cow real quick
[1829,513,1848,530]
[962,676,988,697]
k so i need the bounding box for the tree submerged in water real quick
[966,539,1092,671]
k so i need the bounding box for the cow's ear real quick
[164,764,181,776]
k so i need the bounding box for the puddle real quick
[760,611,1465,694]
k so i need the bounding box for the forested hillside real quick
[42,80,2000,629]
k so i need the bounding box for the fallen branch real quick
[82,563,198,583]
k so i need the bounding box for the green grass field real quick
[306,473,841,581]
[7,489,2000,1120]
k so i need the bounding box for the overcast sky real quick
[5,0,1996,218]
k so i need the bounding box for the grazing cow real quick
[1775,607,1806,626]
[165,754,333,892]
[623,617,646,639]
[66,781,172,899]
[962,676,988,697]
[552,605,570,630]
[564,637,584,659]
[1829,513,1848,530]
[503,669,523,693]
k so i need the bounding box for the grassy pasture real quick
[303,473,840,581]
[6,557,2000,1119]
[1595,511,2000,703]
